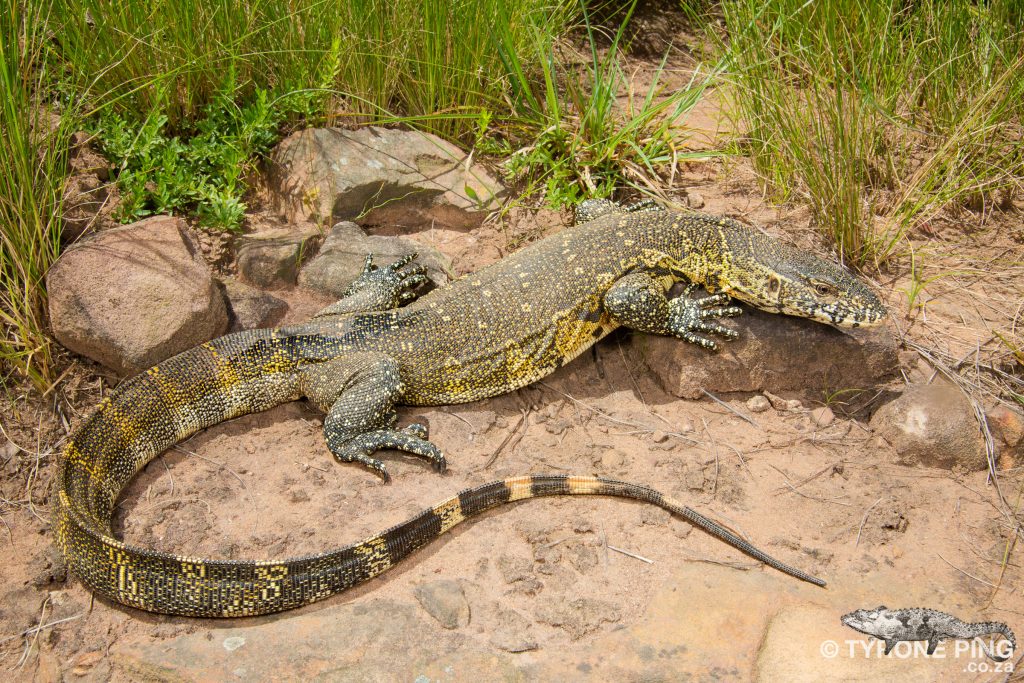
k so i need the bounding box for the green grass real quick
[54,0,711,226]
[8,0,666,389]
[48,0,583,229]
[0,0,80,393]
[494,1,719,207]
[720,0,1024,267]
[53,0,574,139]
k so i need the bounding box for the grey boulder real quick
[299,221,452,297]
[266,126,504,229]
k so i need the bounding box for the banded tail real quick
[54,330,823,618]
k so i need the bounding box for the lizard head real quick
[841,606,890,634]
[716,230,887,328]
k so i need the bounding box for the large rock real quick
[298,221,453,297]
[265,126,504,228]
[111,599,519,682]
[236,227,322,289]
[48,216,228,375]
[870,381,987,470]
[632,303,899,400]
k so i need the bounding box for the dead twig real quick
[446,411,478,441]
[160,454,174,497]
[482,408,528,470]
[679,551,760,572]
[702,417,719,495]
[724,443,754,480]
[607,545,653,564]
[700,389,760,428]
[294,460,329,473]
[16,595,50,669]
[173,446,251,500]
[855,498,884,547]
[538,382,702,446]
[770,464,853,507]
[774,462,841,494]
[936,553,996,588]
[133,496,214,516]
[616,339,648,409]
[0,613,83,648]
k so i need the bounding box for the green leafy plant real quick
[899,247,967,313]
[96,85,284,231]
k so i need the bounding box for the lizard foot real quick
[345,253,429,306]
[667,287,742,351]
[328,428,446,483]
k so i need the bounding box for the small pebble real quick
[811,406,835,428]
[765,391,802,411]
[747,395,770,413]
[651,430,669,443]
[686,191,705,209]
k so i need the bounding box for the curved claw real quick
[353,453,391,483]
[401,273,428,289]
[397,274,428,303]
[681,331,719,350]
[695,321,740,339]
[329,428,446,481]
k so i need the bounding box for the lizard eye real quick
[814,282,834,296]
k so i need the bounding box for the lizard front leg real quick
[313,253,428,319]
[300,352,446,482]
[604,272,741,350]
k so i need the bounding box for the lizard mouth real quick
[784,301,888,328]
[840,614,868,631]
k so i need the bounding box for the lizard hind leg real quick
[300,353,446,483]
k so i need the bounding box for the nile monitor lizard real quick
[54,200,886,617]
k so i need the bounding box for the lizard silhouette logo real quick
[841,606,1016,663]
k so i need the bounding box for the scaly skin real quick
[55,202,886,616]
[842,606,1016,662]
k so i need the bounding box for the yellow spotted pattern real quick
[53,207,876,616]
